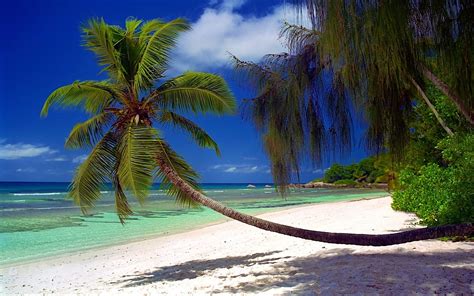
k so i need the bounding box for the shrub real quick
[392,134,474,226]
[323,164,352,183]
[334,179,358,186]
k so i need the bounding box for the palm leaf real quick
[69,132,117,213]
[113,174,133,224]
[155,140,201,207]
[41,81,117,116]
[82,18,126,82]
[135,18,190,90]
[65,112,113,149]
[149,72,236,114]
[117,124,159,202]
[159,111,221,155]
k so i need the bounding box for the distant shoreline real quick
[290,181,389,189]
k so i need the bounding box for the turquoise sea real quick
[0,182,387,266]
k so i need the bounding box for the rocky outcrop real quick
[288,182,389,189]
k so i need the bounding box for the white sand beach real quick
[2,196,473,295]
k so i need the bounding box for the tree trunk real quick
[157,158,473,246]
[410,77,454,136]
[421,65,474,125]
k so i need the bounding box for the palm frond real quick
[69,132,117,214]
[117,124,159,202]
[155,141,201,207]
[134,18,190,90]
[82,18,126,82]
[65,112,113,149]
[41,81,117,116]
[149,72,236,114]
[159,111,221,155]
[113,175,133,224]
[125,18,143,36]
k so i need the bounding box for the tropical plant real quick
[393,134,474,226]
[42,17,236,222]
[43,18,472,246]
[236,0,472,189]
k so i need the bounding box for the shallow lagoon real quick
[0,182,387,266]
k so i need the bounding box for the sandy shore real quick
[1,196,473,295]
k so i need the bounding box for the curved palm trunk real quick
[410,77,454,136]
[421,65,474,125]
[157,158,473,246]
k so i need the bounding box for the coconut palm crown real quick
[41,18,236,222]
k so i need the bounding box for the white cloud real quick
[171,1,295,72]
[211,163,269,174]
[72,155,88,164]
[0,143,56,160]
[46,157,67,162]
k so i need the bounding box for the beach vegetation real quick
[43,14,473,245]
[392,134,474,226]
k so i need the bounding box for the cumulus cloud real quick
[210,164,269,174]
[72,155,88,164]
[171,0,294,72]
[0,142,56,160]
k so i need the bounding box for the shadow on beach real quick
[112,247,474,294]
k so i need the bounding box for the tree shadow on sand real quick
[112,247,473,294]
[112,250,289,287]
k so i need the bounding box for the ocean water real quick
[0,182,387,266]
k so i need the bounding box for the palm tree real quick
[43,18,472,246]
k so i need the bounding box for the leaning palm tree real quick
[42,18,472,246]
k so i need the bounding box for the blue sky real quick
[0,0,369,183]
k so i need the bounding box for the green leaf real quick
[41,81,117,116]
[113,175,133,224]
[82,18,126,82]
[135,18,190,90]
[159,111,221,155]
[70,132,117,214]
[65,112,113,149]
[150,72,236,114]
[155,141,201,207]
[117,124,159,201]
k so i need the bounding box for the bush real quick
[374,175,388,183]
[392,134,474,226]
[334,179,358,186]
[323,164,352,183]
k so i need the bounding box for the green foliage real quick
[322,156,390,184]
[41,81,118,116]
[392,134,474,226]
[241,0,472,189]
[43,18,236,222]
[402,84,469,170]
[70,132,117,212]
[333,179,358,186]
[297,0,473,144]
[323,164,352,183]
[159,111,220,155]
[153,72,236,115]
[117,125,159,201]
[232,40,352,190]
